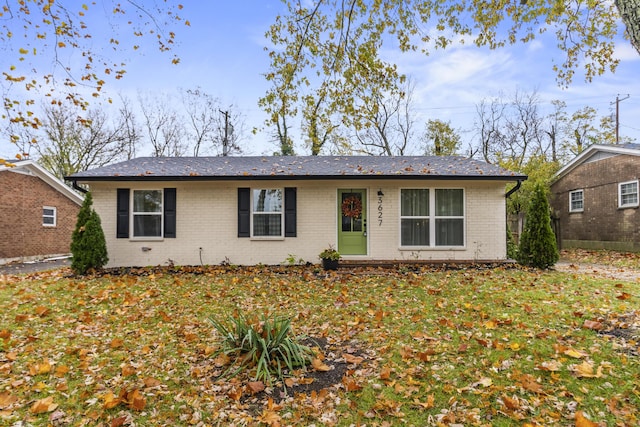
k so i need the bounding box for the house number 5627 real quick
[378,195,383,226]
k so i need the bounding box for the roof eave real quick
[67,174,527,183]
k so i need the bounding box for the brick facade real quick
[550,152,640,251]
[0,168,81,262]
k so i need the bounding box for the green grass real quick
[1,265,638,426]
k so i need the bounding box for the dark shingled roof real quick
[67,156,527,182]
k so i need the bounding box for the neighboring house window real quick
[569,190,584,212]
[619,180,639,208]
[43,206,56,227]
[238,188,296,238]
[400,188,465,247]
[116,188,176,239]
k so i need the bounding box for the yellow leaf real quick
[311,358,331,372]
[0,392,18,408]
[19,47,28,54]
[30,396,57,414]
[575,410,599,427]
[102,391,121,409]
[563,348,587,358]
[484,320,497,329]
[570,361,603,378]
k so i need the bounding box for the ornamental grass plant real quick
[208,312,314,385]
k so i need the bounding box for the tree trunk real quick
[616,0,640,54]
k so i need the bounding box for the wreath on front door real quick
[341,196,362,219]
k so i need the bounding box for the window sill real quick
[399,246,466,251]
[618,205,639,210]
[250,236,285,241]
[130,237,164,242]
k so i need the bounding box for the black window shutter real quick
[116,188,130,238]
[164,188,177,238]
[238,188,250,237]
[284,187,297,237]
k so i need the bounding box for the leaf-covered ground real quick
[1,263,638,426]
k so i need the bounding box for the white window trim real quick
[250,188,285,240]
[131,189,164,240]
[399,188,466,249]
[569,189,584,213]
[618,180,639,208]
[43,206,56,227]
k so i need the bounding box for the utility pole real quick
[219,110,229,156]
[613,94,630,144]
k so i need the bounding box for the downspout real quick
[505,179,524,260]
[505,179,522,199]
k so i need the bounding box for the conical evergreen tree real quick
[517,184,559,269]
[71,192,108,274]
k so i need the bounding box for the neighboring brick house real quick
[0,160,83,263]
[67,156,526,267]
[550,144,640,251]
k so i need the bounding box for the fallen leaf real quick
[102,391,121,409]
[343,377,362,392]
[30,396,58,414]
[380,366,392,381]
[143,377,161,388]
[343,353,364,365]
[582,320,603,331]
[502,394,520,410]
[538,360,563,372]
[126,389,146,411]
[570,361,603,378]
[412,394,434,409]
[575,410,599,427]
[0,392,18,408]
[563,348,587,359]
[247,381,265,394]
[311,358,331,372]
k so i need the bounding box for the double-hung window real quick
[116,188,176,239]
[43,206,56,227]
[401,189,430,246]
[619,180,639,208]
[252,189,283,237]
[400,188,465,247]
[132,190,163,238]
[569,190,584,212]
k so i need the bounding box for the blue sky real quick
[1,1,639,158]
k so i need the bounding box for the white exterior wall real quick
[88,179,508,267]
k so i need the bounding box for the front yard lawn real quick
[1,264,638,426]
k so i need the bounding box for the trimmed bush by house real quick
[71,192,108,274]
[518,184,559,269]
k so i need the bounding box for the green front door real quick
[338,189,367,255]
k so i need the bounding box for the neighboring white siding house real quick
[67,156,526,267]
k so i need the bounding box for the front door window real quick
[341,192,363,232]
